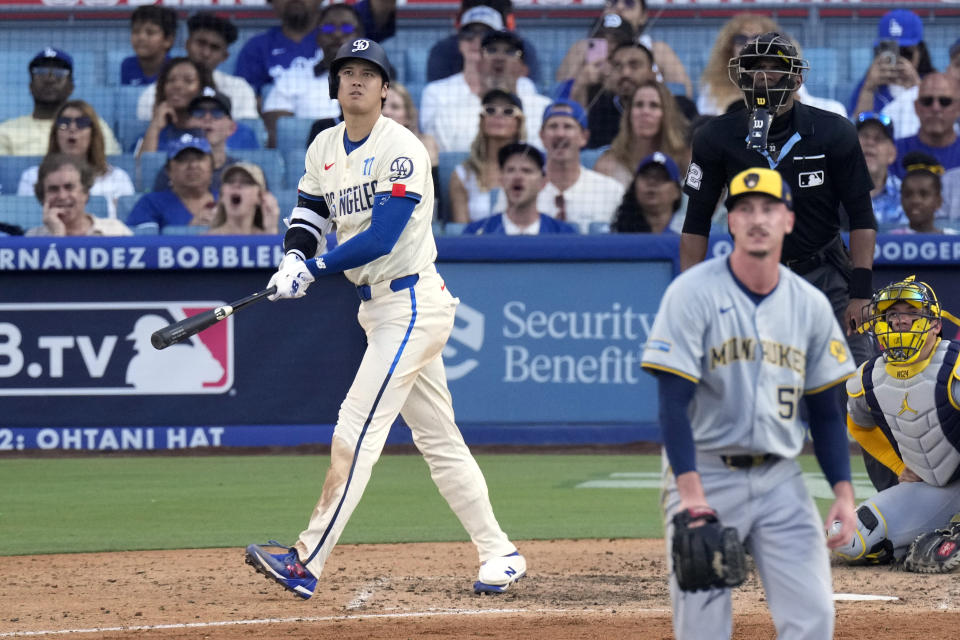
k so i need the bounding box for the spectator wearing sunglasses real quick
[152,88,242,192]
[850,10,934,120]
[261,3,366,148]
[855,112,903,226]
[448,89,525,223]
[891,73,960,179]
[0,48,121,157]
[136,13,258,122]
[883,37,960,140]
[16,100,134,219]
[421,29,550,154]
[426,1,541,85]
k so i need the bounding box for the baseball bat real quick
[150,286,277,350]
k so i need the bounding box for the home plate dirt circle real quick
[2,539,959,639]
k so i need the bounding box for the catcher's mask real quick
[728,32,808,116]
[859,276,953,365]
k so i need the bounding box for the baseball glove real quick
[671,507,747,591]
[903,521,960,574]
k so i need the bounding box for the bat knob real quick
[150,331,169,351]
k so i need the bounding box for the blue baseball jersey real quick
[234,26,320,97]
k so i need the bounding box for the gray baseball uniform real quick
[835,339,960,562]
[642,256,855,640]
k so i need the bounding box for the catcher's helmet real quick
[328,38,391,100]
[728,32,808,115]
[862,276,942,365]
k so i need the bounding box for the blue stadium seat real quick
[443,222,467,236]
[580,147,606,171]
[0,195,41,230]
[803,48,840,101]
[105,49,127,87]
[437,151,468,222]
[117,118,148,154]
[108,154,138,191]
[116,194,140,221]
[230,148,285,192]
[283,149,306,189]
[276,117,316,152]
[237,118,267,148]
[0,156,42,195]
[139,152,166,192]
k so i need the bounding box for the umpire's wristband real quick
[850,268,873,299]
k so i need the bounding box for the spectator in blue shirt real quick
[234,0,323,100]
[849,10,934,117]
[126,135,218,233]
[892,73,960,179]
[121,6,177,87]
[855,112,903,226]
[464,142,577,235]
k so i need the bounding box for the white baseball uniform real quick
[292,115,517,578]
[641,256,856,640]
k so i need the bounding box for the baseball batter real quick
[244,38,525,599]
[641,168,858,639]
[834,277,960,566]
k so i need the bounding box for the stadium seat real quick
[580,147,606,171]
[276,117,316,152]
[0,195,42,230]
[237,118,267,148]
[437,151,468,222]
[803,48,840,101]
[105,49,127,87]
[0,156,42,195]
[139,152,166,192]
[115,194,139,221]
[283,149,306,189]
[117,118,148,154]
[443,222,466,236]
[230,148,285,192]
[108,154,138,191]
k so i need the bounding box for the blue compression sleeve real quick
[656,372,698,475]
[805,385,852,487]
[304,193,417,276]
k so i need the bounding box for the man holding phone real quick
[849,10,932,119]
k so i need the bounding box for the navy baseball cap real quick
[875,10,923,47]
[482,88,522,111]
[497,142,544,171]
[856,112,895,141]
[542,99,587,129]
[481,30,524,57]
[189,86,233,117]
[29,47,73,72]
[636,152,680,185]
[167,133,211,160]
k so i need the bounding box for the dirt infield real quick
[3,539,959,639]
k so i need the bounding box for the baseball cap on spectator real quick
[221,162,267,190]
[497,141,545,171]
[636,152,680,185]
[481,30,524,58]
[460,5,504,33]
[855,112,895,142]
[482,88,523,110]
[875,10,923,47]
[902,151,944,178]
[724,167,793,210]
[189,86,233,117]
[167,133,212,160]
[29,47,73,72]
[542,99,587,129]
[590,13,634,46]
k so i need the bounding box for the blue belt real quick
[356,274,420,301]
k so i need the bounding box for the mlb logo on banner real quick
[0,302,234,396]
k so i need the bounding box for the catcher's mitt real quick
[903,521,960,574]
[671,507,747,591]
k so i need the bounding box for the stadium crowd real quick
[1,3,959,237]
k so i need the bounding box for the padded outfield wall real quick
[1,233,957,451]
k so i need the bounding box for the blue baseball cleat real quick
[245,541,317,599]
[473,550,527,594]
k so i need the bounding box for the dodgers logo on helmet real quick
[389,156,414,182]
[352,39,371,52]
[0,301,234,396]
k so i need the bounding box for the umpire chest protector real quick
[857,339,960,486]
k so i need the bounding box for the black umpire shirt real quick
[682,103,876,264]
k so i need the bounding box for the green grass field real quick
[0,453,869,556]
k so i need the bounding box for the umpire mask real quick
[728,32,808,117]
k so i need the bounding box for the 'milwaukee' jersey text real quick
[640,257,855,458]
[298,116,437,286]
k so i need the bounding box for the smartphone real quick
[586,38,608,64]
[876,39,899,67]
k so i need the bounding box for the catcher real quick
[641,167,857,639]
[834,276,960,573]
